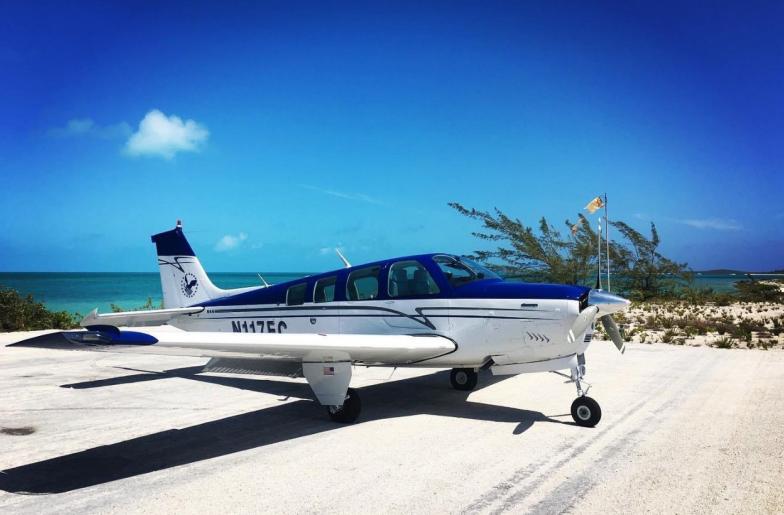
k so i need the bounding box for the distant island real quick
[696,269,784,275]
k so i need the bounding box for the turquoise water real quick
[1,272,782,316]
[0,272,309,315]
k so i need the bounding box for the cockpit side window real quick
[388,260,440,297]
[346,266,380,301]
[314,276,337,303]
[433,255,478,288]
[286,283,307,306]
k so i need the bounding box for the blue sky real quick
[1,1,782,272]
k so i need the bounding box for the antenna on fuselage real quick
[257,273,270,288]
[336,248,351,268]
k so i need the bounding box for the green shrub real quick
[713,337,735,349]
[734,281,783,303]
[110,297,160,313]
[0,287,79,332]
[661,330,677,343]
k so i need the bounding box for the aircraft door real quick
[383,260,446,333]
[340,266,389,334]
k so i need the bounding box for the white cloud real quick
[681,218,742,231]
[49,118,131,139]
[301,185,385,205]
[215,232,247,252]
[125,109,208,159]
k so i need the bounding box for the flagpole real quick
[604,193,610,292]
[596,221,602,289]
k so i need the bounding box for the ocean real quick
[1,272,782,316]
[0,272,309,315]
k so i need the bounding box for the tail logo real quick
[181,273,199,298]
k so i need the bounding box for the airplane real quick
[13,221,630,427]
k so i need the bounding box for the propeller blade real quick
[601,315,625,354]
[567,305,599,344]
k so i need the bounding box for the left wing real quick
[11,326,457,366]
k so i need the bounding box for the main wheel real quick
[326,388,361,423]
[571,396,602,427]
[450,368,478,391]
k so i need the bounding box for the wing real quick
[80,307,204,328]
[11,326,456,366]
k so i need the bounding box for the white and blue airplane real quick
[15,221,630,427]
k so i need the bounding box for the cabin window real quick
[286,283,307,306]
[314,276,337,303]
[346,266,380,301]
[388,260,440,297]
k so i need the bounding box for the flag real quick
[584,196,604,214]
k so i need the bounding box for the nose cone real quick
[588,289,631,316]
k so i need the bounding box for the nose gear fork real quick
[570,364,591,397]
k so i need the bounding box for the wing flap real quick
[203,357,304,378]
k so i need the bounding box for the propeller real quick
[567,289,629,354]
[601,315,626,354]
[567,305,599,344]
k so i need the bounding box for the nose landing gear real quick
[568,362,601,427]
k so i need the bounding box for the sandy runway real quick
[1,331,782,514]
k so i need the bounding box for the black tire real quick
[571,396,602,427]
[326,388,361,423]
[450,368,478,391]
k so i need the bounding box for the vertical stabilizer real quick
[151,221,224,308]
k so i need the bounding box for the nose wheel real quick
[571,396,601,427]
[568,363,601,427]
[450,368,478,391]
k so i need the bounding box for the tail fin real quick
[151,221,224,308]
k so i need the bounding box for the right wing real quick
[80,307,204,328]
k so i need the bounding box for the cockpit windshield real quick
[461,257,502,281]
[433,255,501,288]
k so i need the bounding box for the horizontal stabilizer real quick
[80,307,204,328]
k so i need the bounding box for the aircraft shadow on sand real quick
[0,365,573,494]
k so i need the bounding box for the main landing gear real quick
[569,362,601,427]
[450,368,478,391]
[326,388,362,423]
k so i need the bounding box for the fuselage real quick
[173,253,593,368]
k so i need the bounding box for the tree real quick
[608,221,687,299]
[449,202,688,299]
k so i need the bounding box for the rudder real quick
[151,221,224,308]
